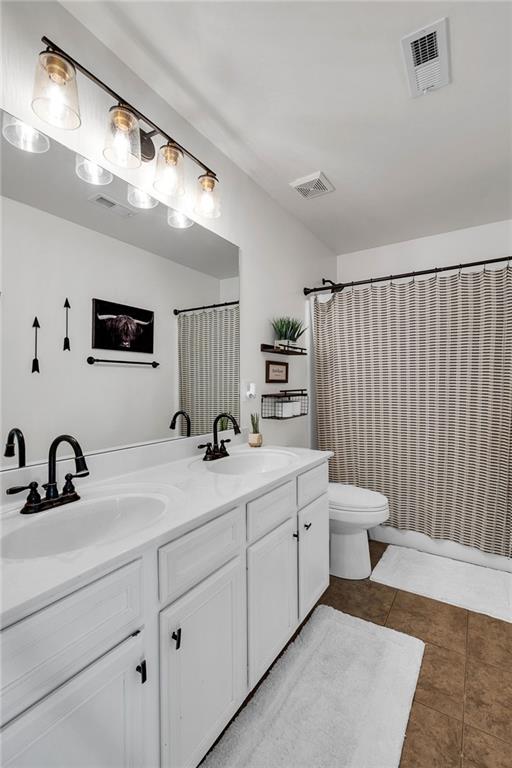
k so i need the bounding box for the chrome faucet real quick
[170,410,191,437]
[4,428,26,468]
[198,413,241,461]
[6,434,89,514]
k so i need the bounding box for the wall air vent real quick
[290,172,335,200]
[401,18,450,97]
[88,193,135,218]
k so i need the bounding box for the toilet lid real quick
[328,482,388,512]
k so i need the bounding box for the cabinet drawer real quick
[246,481,295,543]
[1,559,142,726]
[159,507,244,604]
[297,462,329,508]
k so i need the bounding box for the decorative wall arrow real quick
[63,298,71,351]
[32,317,40,373]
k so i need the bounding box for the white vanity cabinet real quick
[1,456,330,768]
[1,633,145,768]
[298,493,330,620]
[160,557,246,768]
[247,517,298,687]
[246,463,329,688]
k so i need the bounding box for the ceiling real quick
[1,115,239,279]
[64,1,512,255]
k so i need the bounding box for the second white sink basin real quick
[1,492,167,560]
[205,449,298,476]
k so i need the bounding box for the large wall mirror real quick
[0,110,240,469]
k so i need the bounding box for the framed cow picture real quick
[92,299,154,353]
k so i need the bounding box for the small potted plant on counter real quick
[248,413,263,447]
[271,316,307,349]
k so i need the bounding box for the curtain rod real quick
[303,256,511,296]
[173,300,239,316]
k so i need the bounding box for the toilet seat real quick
[328,483,388,513]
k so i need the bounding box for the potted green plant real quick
[248,412,263,447]
[271,316,307,348]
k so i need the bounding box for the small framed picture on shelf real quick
[265,360,289,383]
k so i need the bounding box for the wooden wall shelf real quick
[260,344,307,356]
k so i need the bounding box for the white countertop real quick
[0,445,331,628]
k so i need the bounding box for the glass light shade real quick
[75,154,113,185]
[127,185,158,209]
[103,105,141,169]
[153,143,185,197]
[167,208,194,229]
[31,52,81,130]
[2,113,50,153]
[194,173,220,219]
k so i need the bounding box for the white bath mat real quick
[371,545,512,623]
[203,605,424,768]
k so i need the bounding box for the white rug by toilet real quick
[371,545,512,623]
[203,606,424,768]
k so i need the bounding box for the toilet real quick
[328,482,389,580]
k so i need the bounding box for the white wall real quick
[219,277,240,303]
[1,1,336,450]
[1,196,221,463]
[338,220,512,282]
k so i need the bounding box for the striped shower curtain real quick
[314,266,512,558]
[178,305,240,435]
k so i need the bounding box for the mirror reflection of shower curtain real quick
[178,305,240,435]
[314,266,511,558]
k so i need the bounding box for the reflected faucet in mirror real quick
[4,428,26,468]
[170,410,191,437]
[198,413,241,461]
[6,433,89,514]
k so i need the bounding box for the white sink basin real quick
[1,493,167,560]
[205,449,298,476]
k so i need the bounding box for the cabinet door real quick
[298,493,330,620]
[247,517,298,688]
[160,557,246,768]
[2,634,144,768]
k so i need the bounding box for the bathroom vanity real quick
[0,445,331,768]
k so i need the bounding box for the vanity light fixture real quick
[103,105,141,169]
[195,172,221,219]
[154,142,185,197]
[2,112,50,153]
[75,154,113,185]
[167,208,194,229]
[127,184,158,209]
[30,36,221,219]
[31,51,81,129]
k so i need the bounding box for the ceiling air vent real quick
[290,172,335,200]
[401,18,450,97]
[88,193,136,218]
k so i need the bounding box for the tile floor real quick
[319,541,512,768]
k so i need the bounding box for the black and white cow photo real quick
[92,299,154,353]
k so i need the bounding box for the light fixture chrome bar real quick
[41,36,217,178]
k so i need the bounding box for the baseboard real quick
[370,525,512,574]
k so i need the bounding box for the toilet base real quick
[330,529,371,580]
